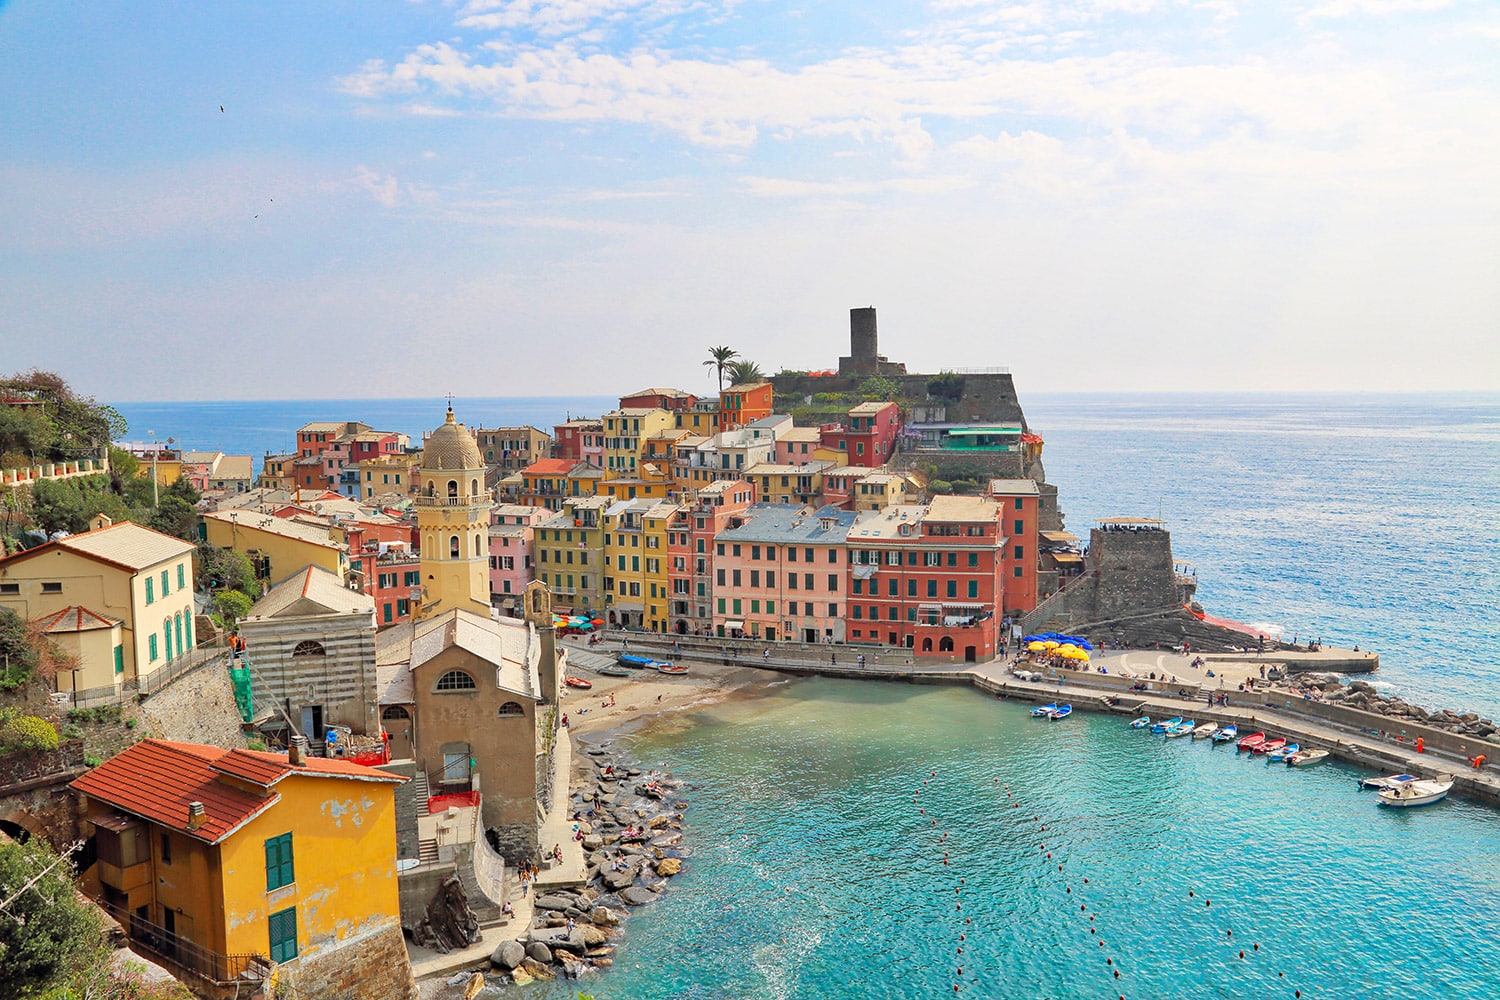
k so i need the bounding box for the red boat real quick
[1253,737,1286,756]
[1237,731,1266,752]
[564,676,593,690]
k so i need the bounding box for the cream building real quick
[0,516,197,685]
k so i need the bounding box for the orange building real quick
[718,382,773,430]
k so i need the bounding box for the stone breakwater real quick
[485,742,691,988]
[1294,674,1498,741]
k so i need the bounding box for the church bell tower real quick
[416,405,493,618]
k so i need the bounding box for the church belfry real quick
[416,405,493,618]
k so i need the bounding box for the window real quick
[852,605,863,619]
[788,548,797,562]
[383,603,393,623]
[804,573,814,590]
[1014,566,1024,578]
[828,603,838,617]
[1014,519,1024,534]
[265,833,294,891]
[927,580,937,598]
[145,577,154,604]
[888,578,898,597]
[161,570,170,596]
[443,749,471,784]
[148,634,158,661]
[1015,498,1024,510]
[1014,545,1025,560]
[292,640,325,657]
[947,580,957,598]
[268,907,298,963]
[789,601,799,615]
[435,670,477,691]
[0,583,16,595]
[788,574,798,590]
[177,564,186,589]
[828,550,837,564]
[498,701,525,717]
[160,832,172,865]
[751,545,761,560]
[828,574,838,591]
[766,571,775,587]
[852,579,863,595]
[41,581,62,594]
[908,579,917,597]
[750,570,760,587]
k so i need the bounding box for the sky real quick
[1,1,1497,402]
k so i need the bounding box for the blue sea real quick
[112,391,1500,997]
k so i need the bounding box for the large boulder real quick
[655,857,682,877]
[583,834,605,850]
[603,864,639,891]
[581,924,609,947]
[534,894,575,912]
[527,941,554,965]
[621,886,660,906]
[492,940,526,971]
[520,957,556,981]
[591,906,624,926]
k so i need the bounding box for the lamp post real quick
[148,431,158,506]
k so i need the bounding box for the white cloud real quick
[351,166,404,207]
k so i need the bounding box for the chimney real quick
[288,734,309,766]
[186,801,206,831]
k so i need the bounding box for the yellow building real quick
[853,472,911,511]
[533,495,609,613]
[415,408,493,618]
[257,453,297,490]
[202,510,346,586]
[743,461,832,507]
[601,498,651,630]
[357,452,420,499]
[640,499,683,633]
[73,738,415,1000]
[34,606,125,697]
[601,407,675,476]
[0,516,196,686]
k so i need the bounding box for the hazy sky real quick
[2,1,1496,402]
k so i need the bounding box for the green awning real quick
[946,426,1022,436]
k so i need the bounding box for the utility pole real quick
[148,430,158,506]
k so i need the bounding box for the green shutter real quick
[268,906,298,963]
[265,833,294,891]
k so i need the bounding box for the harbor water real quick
[551,679,1500,998]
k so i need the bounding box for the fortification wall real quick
[1090,528,1179,621]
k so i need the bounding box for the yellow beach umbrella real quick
[1042,640,1060,650]
[1027,641,1048,652]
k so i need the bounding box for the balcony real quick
[414,494,486,507]
[92,896,270,991]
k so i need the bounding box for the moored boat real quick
[1377,774,1454,808]
[1360,773,1418,791]
[564,675,593,689]
[1191,722,1217,740]
[655,661,689,675]
[1267,742,1300,761]
[1286,749,1329,767]
[592,663,631,677]
[1129,716,1151,729]
[1237,732,1266,752]
[1151,716,1183,734]
[1165,719,1197,738]
[1253,737,1287,756]
[1047,704,1073,720]
[1032,703,1059,718]
[1211,724,1238,743]
[617,653,658,668]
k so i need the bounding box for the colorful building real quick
[489,503,544,609]
[71,738,415,1000]
[774,426,824,465]
[203,510,347,587]
[0,516,197,687]
[601,407,676,475]
[664,480,754,634]
[713,503,856,642]
[618,387,699,412]
[718,382,774,430]
[550,418,604,467]
[476,425,553,474]
[743,462,830,507]
[988,478,1041,615]
[822,400,902,467]
[533,495,609,613]
[414,408,493,619]
[640,499,683,632]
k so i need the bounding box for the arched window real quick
[382,705,410,720]
[471,478,479,496]
[450,535,460,558]
[921,637,933,652]
[939,636,955,653]
[447,479,458,498]
[474,534,483,557]
[426,482,435,497]
[292,640,325,657]
[435,670,476,691]
[497,701,525,717]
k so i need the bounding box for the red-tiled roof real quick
[71,740,275,844]
[33,605,121,633]
[523,459,576,476]
[70,740,405,844]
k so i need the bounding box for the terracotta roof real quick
[2,520,196,574]
[33,605,121,633]
[523,459,577,476]
[70,739,405,845]
[71,740,276,844]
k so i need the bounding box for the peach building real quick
[712,503,856,643]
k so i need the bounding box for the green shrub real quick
[84,754,102,768]
[62,723,84,740]
[247,738,268,752]
[125,717,138,729]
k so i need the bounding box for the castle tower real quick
[416,406,493,618]
[522,580,559,705]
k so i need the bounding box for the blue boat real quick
[1150,716,1182,734]
[1031,703,1059,717]
[1211,724,1238,743]
[618,653,665,669]
[1129,716,1151,729]
[1047,704,1073,721]
[1165,719,1196,738]
[1267,742,1301,761]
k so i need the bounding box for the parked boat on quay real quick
[1378,774,1455,808]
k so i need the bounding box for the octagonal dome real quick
[423,409,483,471]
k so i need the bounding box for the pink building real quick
[489,503,546,611]
[774,426,824,466]
[552,419,605,467]
[820,401,902,467]
[666,480,755,635]
[712,503,856,642]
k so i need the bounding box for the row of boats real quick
[1029,702,1073,721]
[609,653,689,676]
[1128,715,1456,808]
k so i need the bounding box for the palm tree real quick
[724,359,766,387]
[703,346,739,392]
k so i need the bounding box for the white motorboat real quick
[1286,749,1329,767]
[1377,774,1454,808]
[1360,773,1419,791]
[1129,716,1151,729]
[1211,724,1238,743]
[1191,723,1217,740]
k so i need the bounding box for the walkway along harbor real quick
[583,633,1500,809]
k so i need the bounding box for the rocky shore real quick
[1292,674,1498,741]
[465,742,692,992]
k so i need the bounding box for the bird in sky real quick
[219,105,224,112]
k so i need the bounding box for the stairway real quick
[412,771,431,817]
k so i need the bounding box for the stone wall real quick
[1091,528,1178,620]
[139,664,247,748]
[238,615,379,737]
[398,863,455,933]
[274,920,417,1000]
[380,759,420,860]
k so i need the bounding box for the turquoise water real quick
[540,679,1500,999]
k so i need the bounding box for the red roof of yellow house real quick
[71,739,404,845]
[522,459,576,476]
[33,605,121,633]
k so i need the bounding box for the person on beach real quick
[764,648,770,661]
[553,843,563,864]
[830,652,836,665]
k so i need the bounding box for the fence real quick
[63,643,232,710]
[92,895,270,987]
